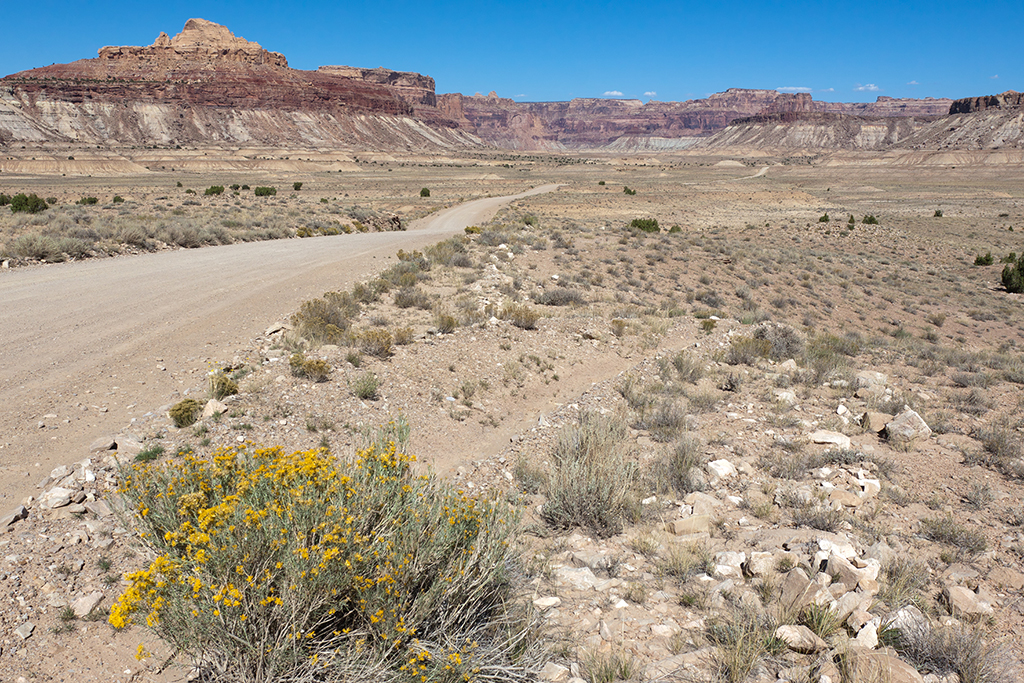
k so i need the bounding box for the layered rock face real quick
[0,19,476,149]
[435,89,951,150]
[949,90,1024,114]
[318,66,436,107]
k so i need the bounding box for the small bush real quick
[665,435,707,494]
[288,353,331,382]
[393,326,414,345]
[204,186,225,196]
[974,252,994,266]
[0,193,10,206]
[706,610,783,683]
[934,209,944,217]
[500,303,540,330]
[623,186,636,195]
[862,214,879,224]
[879,557,928,610]
[920,514,987,556]
[753,321,804,360]
[726,336,772,365]
[629,218,660,233]
[536,288,587,306]
[135,444,165,463]
[169,399,202,428]
[668,224,682,233]
[10,193,48,213]
[292,182,303,191]
[393,287,433,310]
[671,351,704,383]
[818,213,830,223]
[77,196,99,205]
[359,328,394,358]
[292,292,359,343]
[209,372,239,399]
[435,313,457,334]
[419,187,430,197]
[541,412,637,537]
[350,372,380,400]
[110,442,535,682]
[112,195,124,204]
[891,621,1017,683]
[253,186,277,197]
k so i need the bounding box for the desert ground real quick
[0,149,1022,682]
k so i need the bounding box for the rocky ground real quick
[0,154,1022,682]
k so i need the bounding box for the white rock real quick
[855,621,879,649]
[554,566,597,591]
[533,596,561,609]
[72,591,104,617]
[39,487,75,509]
[808,430,851,450]
[706,459,737,479]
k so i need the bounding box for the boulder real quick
[861,412,894,433]
[775,624,827,654]
[706,459,737,480]
[844,646,924,683]
[666,514,710,536]
[884,410,931,443]
[809,430,851,450]
[72,592,104,617]
[943,585,993,617]
[202,399,228,419]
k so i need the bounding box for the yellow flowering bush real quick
[112,439,539,682]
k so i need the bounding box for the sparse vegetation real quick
[169,398,202,428]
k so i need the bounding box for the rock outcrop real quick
[0,19,476,150]
[949,90,1024,114]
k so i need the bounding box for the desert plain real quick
[0,146,1022,682]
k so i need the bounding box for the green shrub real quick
[230,184,240,190]
[112,195,125,204]
[291,292,359,343]
[629,218,660,233]
[974,252,994,266]
[77,196,99,205]
[10,193,48,213]
[393,326,414,345]
[394,287,433,310]
[419,187,430,197]
[288,353,331,382]
[253,186,277,197]
[500,303,540,330]
[598,180,606,185]
[920,514,987,556]
[668,224,682,233]
[665,435,707,493]
[1002,253,1024,293]
[934,209,944,217]
[542,411,637,537]
[169,399,202,428]
[135,444,165,463]
[753,321,804,360]
[204,186,225,196]
[464,225,481,234]
[110,441,536,682]
[725,336,772,365]
[209,372,239,399]
[0,193,10,206]
[818,213,830,223]
[848,214,855,224]
[623,186,636,195]
[292,182,303,191]
[862,214,879,225]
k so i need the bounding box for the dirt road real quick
[0,184,561,506]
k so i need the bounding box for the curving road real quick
[0,184,561,504]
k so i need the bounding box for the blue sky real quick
[3,1,1018,103]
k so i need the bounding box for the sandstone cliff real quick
[0,19,476,150]
[434,89,950,150]
[949,90,1024,114]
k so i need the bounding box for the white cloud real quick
[991,74,999,79]
[854,83,880,92]
[819,87,835,93]
[603,90,624,97]
[907,80,919,85]
[515,94,526,98]
[777,86,812,93]
[644,91,657,97]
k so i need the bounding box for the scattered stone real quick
[0,505,28,527]
[943,585,993,617]
[987,565,1024,591]
[809,430,851,450]
[84,499,114,518]
[855,371,888,390]
[14,622,35,640]
[861,412,894,433]
[844,646,925,683]
[538,661,570,682]
[38,487,75,509]
[829,489,863,508]
[72,591,104,617]
[666,514,710,536]
[88,436,117,452]
[706,459,737,480]
[774,624,827,654]
[202,399,228,418]
[854,621,878,648]
[884,409,931,443]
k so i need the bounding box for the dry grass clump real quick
[705,609,784,683]
[890,621,1018,683]
[920,514,987,556]
[535,287,587,307]
[499,303,541,330]
[288,353,332,382]
[752,322,804,361]
[671,350,705,383]
[879,557,928,610]
[725,336,772,366]
[541,411,638,537]
[111,441,539,682]
[291,291,360,344]
[359,328,394,358]
[664,434,708,494]
[208,372,239,399]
